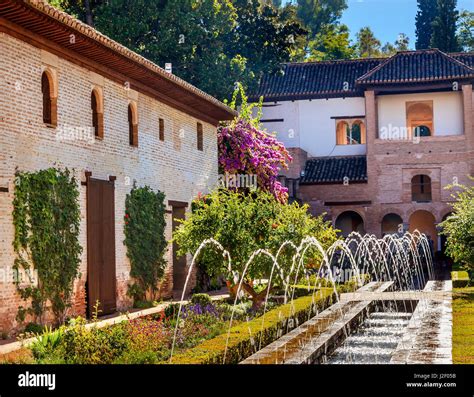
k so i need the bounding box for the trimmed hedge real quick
[169,287,334,364]
[452,271,470,288]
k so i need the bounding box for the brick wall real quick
[0,33,218,334]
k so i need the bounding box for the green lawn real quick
[452,286,474,364]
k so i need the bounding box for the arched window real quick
[91,89,104,139]
[336,121,349,145]
[406,101,433,138]
[41,71,57,127]
[351,120,366,144]
[128,103,138,147]
[411,175,432,202]
[336,119,366,145]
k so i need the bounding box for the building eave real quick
[0,0,237,124]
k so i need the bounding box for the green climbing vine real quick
[12,167,82,326]
[124,185,167,303]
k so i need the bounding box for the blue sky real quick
[285,0,473,48]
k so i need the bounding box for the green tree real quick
[47,0,306,101]
[395,33,410,51]
[381,42,396,56]
[415,0,438,49]
[307,24,355,61]
[458,10,474,52]
[440,178,474,270]
[173,189,337,308]
[296,0,347,39]
[226,0,306,98]
[47,0,101,26]
[381,33,411,56]
[355,27,381,58]
[431,0,460,52]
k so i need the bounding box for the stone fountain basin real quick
[241,280,452,365]
[240,281,394,364]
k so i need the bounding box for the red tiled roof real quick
[249,58,384,101]
[0,0,237,123]
[356,49,474,85]
[250,50,474,102]
[301,156,367,184]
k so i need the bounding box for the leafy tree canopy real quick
[441,178,474,271]
[173,188,338,308]
[48,0,306,101]
[458,10,474,52]
[431,0,461,52]
[415,0,438,50]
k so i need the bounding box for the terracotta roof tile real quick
[301,156,367,184]
[250,50,474,101]
[1,0,236,121]
[356,49,474,85]
[249,58,383,101]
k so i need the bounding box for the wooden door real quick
[87,177,116,316]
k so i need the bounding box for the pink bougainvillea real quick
[217,119,292,202]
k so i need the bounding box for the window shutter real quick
[197,122,203,151]
[159,118,164,141]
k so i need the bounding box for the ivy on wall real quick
[124,185,167,303]
[12,167,82,326]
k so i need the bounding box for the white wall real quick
[377,91,464,138]
[259,97,367,157]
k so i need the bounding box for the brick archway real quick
[381,213,404,235]
[335,210,365,237]
[408,210,437,251]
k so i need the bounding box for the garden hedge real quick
[452,271,470,288]
[169,287,335,364]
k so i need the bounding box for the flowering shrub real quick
[29,301,230,364]
[218,84,292,202]
[181,303,220,319]
[218,120,292,202]
[126,318,171,354]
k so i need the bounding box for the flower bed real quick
[21,286,336,364]
[169,287,335,364]
[28,299,235,364]
[24,293,287,364]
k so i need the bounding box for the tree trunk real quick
[226,279,273,310]
[83,0,94,27]
[241,282,273,311]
